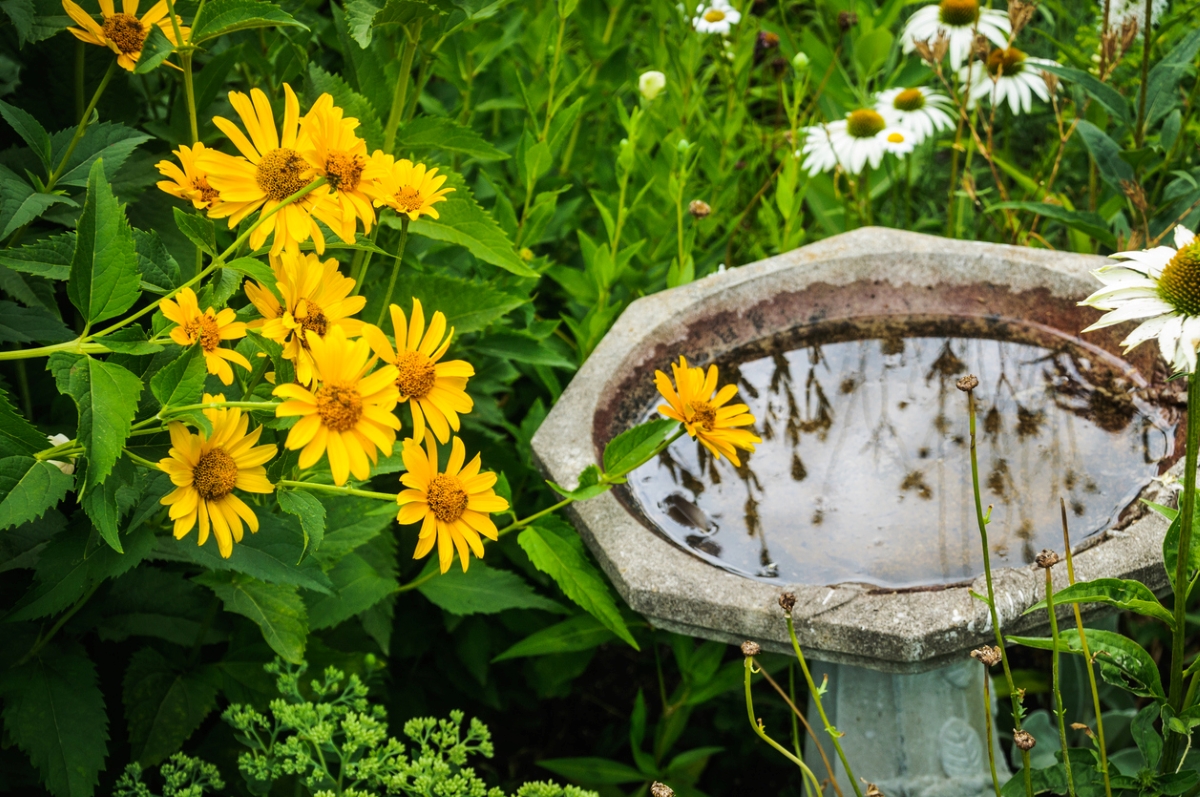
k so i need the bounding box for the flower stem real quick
[46,59,117,191]
[162,400,280,417]
[376,215,410,326]
[123,449,161,469]
[1168,374,1200,762]
[743,657,824,797]
[382,21,422,154]
[1134,0,1154,148]
[1045,565,1076,796]
[277,480,397,502]
[983,669,1002,797]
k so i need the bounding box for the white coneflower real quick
[799,109,916,175]
[693,0,741,34]
[1080,225,1200,372]
[1102,0,1168,30]
[961,47,1059,114]
[639,70,667,100]
[876,87,955,144]
[902,0,1011,68]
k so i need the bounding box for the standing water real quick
[627,317,1175,589]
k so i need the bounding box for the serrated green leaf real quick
[0,455,72,531]
[518,521,637,648]
[0,300,73,344]
[307,64,383,152]
[47,352,141,497]
[0,164,74,238]
[0,509,64,574]
[398,115,509,161]
[132,23,173,73]
[133,228,182,293]
[122,648,217,766]
[0,98,52,169]
[347,0,451,47]
[0,385,46,457]
[277,489,325,561]
[173,207,217,256]
[417,558,567,616]
[475,331,577,369]
[50,121,150,187]
[190,0,305,43]
[1023,577,1173,627]
[67,159,140,325]
[96,567,222,647]
[310,494,394,566]
[195,571,308,663]
[603,418,676,477]
[0,231,74,279]
[101,326,163,355]
[79,456,141,553]
[222,256,272,288]
[547,464,609,500]
[150,346,207,410]
[383,272,528,334]
[304,548,397,630]
[0,645,109,797]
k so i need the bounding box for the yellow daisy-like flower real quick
[197,84,336,257]
[244,251,366,386]
[363,299,473,445]
[300,93,375,242]
[362,154,454,220]
[655,355,762,466]
[156,142,221,211]
[273,325,401,485]
[160,287,251,385]
[158,393,276,559]
[397,435,510,573]
[63,0,188,71]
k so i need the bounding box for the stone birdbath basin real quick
[531,228,1182,796]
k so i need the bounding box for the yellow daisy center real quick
[103,13,146,54]
[394,185,425,214]
[256,148,308,201]
[689,400,718,431]
[986,47,1026,77]
[183,314,222,353]
[1158,241,1200,316]
[194,177,219,208]
[395,350,436,399]
[939,0,980,26]
[427,473,469,523]
[704,8,727,21]
[894,88,926,111]
[316,384,363,432]
[192,447,238,500]
[325,152,364,193]
[846,109,886,139]
[887,131,906,143]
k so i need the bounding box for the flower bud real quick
[1013,729,1036,751]
[688,199,711,219]
[1035,549,1060,569]
[792,51,810,71]
[779,591,797,613]
[519,247,534,262]
[639,70,667,101]
[741,640,762,657]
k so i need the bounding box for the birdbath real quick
[532,229,1183,796]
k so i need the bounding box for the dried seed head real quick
[1013,729,1037,751]
[1071,722,1096,738]
[650,783,675,797]
[1101,30,1119,67]
[956,374,980,392]
[970,645,1003,667]
[779,591,797,613]
[1042,70,1059,95]
[838,10,858,29]
[932,31,950,62]
[1121,180,1149,212]
[1120,18,1139,54]
[973,34,990,60]
[741,640,762,657]
[1035,549,1060,568]
[689,199,712,219]
[1008,0,1036,36]
[863,782,885,797]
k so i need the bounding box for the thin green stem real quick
[983,669,1002,797]
[1171,374,1200,711]
[383,22,423,154]
[1046,565,1076,796]
[540,14,568,141]
[1134,0,1154,148]
[349,223,383,296]
[277,480,397,502]
[744,658,823,797]
[376,216,410,326]
[47,60,117,191]
[181,52,199,144]
[123,449,161,469]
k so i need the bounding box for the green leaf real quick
[194,572,308,663]
[493,613,616,661]
[79,457,141,553]
[1144,28,1200,127]
[1009,629,1165,701]
[133,229,183,294]
[190,0,305,42]
[0,231,74,280]
[0,509,64,574]
[0,300,73,344]
[0,164,75,238]
[67,159,140,325]
[399,172,538,278]
[475,331,577,369]
[0,645,108,797]
[132,24,173,73]
[1162,512,1200,595]
[150,346,207,411]
[383,272,528,334]
[101,326,164,356]
[398,115,509,161]
[1076,121,1135,193]
[0,385,46,457]
[0,456,72,531]
[1133,702,1163,769]
[1023,578,1174,627]
[310,494,395,566]
[603,419,676,478]
[173,207,217,256]
[547,464,609,501]
[853,27,893,75]
[304,548,398,630]
[347,0,451,47]
[0,99,52,169]
[537,756,646,785]
[1039,62,1131,128]
[277,489,325,560]
[96,567,223,647]
[50,121,151,187]
[417,558,567,616]
[47,353,142,497]
[519,521,638,648]
[988,201,1117,249]
[307,64,383,152]
[122,648,217,765]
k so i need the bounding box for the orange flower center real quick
[316,384,363,432]
[192,447,238,500]
[256,148,308,201]
[395,350,436,399]
[703,8,727,22]
[193,176,220,208]
[1159,240,1200,316]
[689,400,718,431]
[427,473,469,523]
[103,13,146,54]
[986,47,1026,77]
[295,300,328,343]
[939,0,980,26]
[183,314,222,353]
[325,152,364,193]
[394,185,424,214]
[893,88,926,111]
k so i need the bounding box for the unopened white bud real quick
[639,70,667,101]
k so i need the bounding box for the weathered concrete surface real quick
[532,227,1179,673]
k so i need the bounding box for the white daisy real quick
[693,0,741,34]
[1080,225,1200,373]
[876,87,955,144]
[799,110,916,175]
[961,48,1059,114]
[902,0,1011,69]
[1102,0,1168,30]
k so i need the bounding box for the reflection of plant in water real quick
[1016,404,1046,438]
[900,469,933,500]
[791,453,808,481]
[926,340,967,381]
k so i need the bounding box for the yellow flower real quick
[158,393,276,558]
[300,93,375,242]
[160,287,251,385]
[655,355,761,466]
[362,154,454,220]
[273,325,401,485]
[363,299,473,444]
[197,84,337,257]
[156,142,221,211]
[63,0,187,71]
[397,435,509,573]
[244,251,366,386]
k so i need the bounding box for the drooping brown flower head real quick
[1013,729,1037,751]
[741,640,762,657]
[779,592,797,613]
[956,374,980,392]
[650,784,676,797]
[970,646,1003,667]
[689,199,712,219]
[1035,549,1060,569]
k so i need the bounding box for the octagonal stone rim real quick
[531,227,1178,673]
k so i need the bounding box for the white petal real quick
[1121,314,1172,350]
[1159,313,1186,364]
[1175,225,1196,248]
[1082,298,1175,330]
